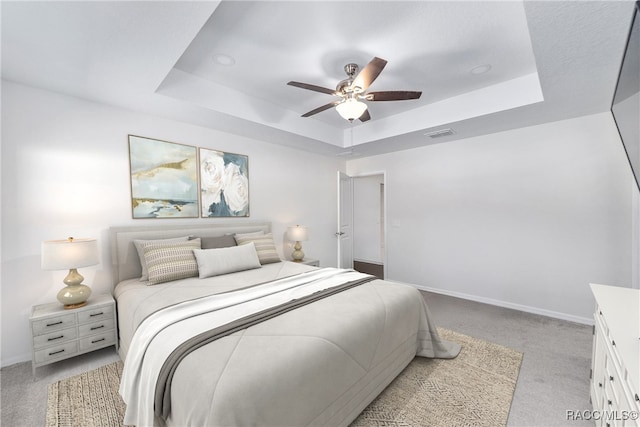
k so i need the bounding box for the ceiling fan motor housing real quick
[337,63,362,94]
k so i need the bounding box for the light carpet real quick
[46,328,522,427]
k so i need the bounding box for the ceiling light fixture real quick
[212,53,236,66]
[470,64,492,75]
[336,98,367,122]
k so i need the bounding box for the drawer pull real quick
[47,335,64,341]
[607,399,612,406]
[609,375,614,382]
[89,312,104,317]
[48,349,65,356]
[635,393,639,402]
[90,325,104,331]
[598,382,602,388]
[611,340,615,346]
[46,321,63,327]
[91,338,105,344]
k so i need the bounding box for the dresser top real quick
[30,293,114,319]
[590,283,639,394]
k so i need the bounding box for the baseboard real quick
[388,281,594,326]
[1,352,31,369]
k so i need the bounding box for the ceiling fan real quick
[288,57,422,122]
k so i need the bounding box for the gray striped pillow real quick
[142,239,201,285]
[234,233,281,264]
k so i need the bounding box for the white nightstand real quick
[300,258,319,267]
[29,293,118,377]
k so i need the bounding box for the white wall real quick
[0,80,344,367]
[347,112,634,323]
[353,175,384,264]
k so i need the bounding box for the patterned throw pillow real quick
[142,239,201,285]
[234,233,281,265]
[134,236,191,281]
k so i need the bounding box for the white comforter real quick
[114,262,460,427]
[120,268,373,426]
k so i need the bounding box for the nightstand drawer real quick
[30,294,118,377]
[77,305,114,324]
[33,326,77,349]
[32,314,76,335]
[34,341,78,364]
[79,332,116,352]
[79,320,114,337]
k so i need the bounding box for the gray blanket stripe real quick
[155,275,376,419]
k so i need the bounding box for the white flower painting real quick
[128,135,198,218]
[199,148,249,217]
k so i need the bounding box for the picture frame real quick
[128,135,199,218]
[199,147,250,217]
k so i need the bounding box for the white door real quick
[337,172,353,269]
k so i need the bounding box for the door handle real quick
[335,232,345,237]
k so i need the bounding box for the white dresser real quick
[30,293,118,377]
[590,283,640,427]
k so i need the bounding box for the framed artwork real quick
[199,147,249,217]
[128,135,199,218]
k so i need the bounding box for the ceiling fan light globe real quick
[336,99,367,121]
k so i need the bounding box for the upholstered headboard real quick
[109,222,272,284]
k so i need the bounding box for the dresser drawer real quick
[32,313,76,335]
[32,326,77,349]
[34,341,78,364]
[78,319,114,337]
[77,305,114,324]
[79,331,116,352]
[602,383,620,427]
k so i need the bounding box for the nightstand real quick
[300,258,319,267]
[29,293,118,377]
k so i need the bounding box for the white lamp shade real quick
[336,99,367,121]
[41,238,99,270]
[287,226,308,242]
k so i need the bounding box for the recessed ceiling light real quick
[213,53,236,66]
[470,64,492,75]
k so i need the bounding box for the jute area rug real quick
[46,328,522,427]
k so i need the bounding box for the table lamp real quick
[287,225,308,262]
[41,237,98,309]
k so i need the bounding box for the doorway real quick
[352,174,385,279]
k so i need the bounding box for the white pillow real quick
[193,243,261,279]
[134,236,191,281]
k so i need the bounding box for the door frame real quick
[340,170,387,279]
[337,172,353,269]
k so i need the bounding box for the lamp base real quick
[63,301,88,310]
[292,241,305,262]
[57,283,91,309]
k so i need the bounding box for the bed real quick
[110,222,460,427]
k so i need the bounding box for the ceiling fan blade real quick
[359,109,371,122]
[301,100,342,117]
[287,81,336,95]
[352,57,387,91]
[366,91,422,101]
